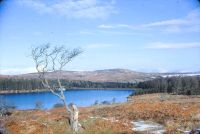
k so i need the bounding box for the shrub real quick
[53,103,64,108]
[112,98,116,104]
[0,123,8,134]
[35,101,44,109]
[0,97,15,116]
[93,100,99,105]
[101,101,111,105]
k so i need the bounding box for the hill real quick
[0,69,199,83]
[4,69,154,83]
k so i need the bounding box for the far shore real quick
[0,87,135,94]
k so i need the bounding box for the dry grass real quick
[1,93,200,134]
[2,107,132,134]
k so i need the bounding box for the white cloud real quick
[18,0,116,19]
[99,30,140,35]
[141,19,189,27]
[98,9,200,33]
[141,9,200,33]
[0,67,36,75]
[85,43,113,49]
[98,24,133,29]
[145,42,200,49]
[79,30,94,35]
[98,24,115,29]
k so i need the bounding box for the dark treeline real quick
[2,76,200,95]
[0,78,135,91]
[134,76,200,95]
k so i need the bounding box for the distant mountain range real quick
[0,69,200,83]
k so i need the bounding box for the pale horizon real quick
[1,67,200,75]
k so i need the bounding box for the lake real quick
[0,89,134,110]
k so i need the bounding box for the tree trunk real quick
[62,99,79,132]
[69,104,79,132]
[58,90,80,133]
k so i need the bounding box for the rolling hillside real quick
[0,69,199,83]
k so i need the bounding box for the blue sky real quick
[0,0,200,74]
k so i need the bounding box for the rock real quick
[131,120,165,134]
[178,126,200,134]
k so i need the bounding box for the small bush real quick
[93,100,99,105]
[0,124,8,134]
[112,98,116,104]
[0,97,15,116]
[53,103,64,108]
[101,101,111,105]
[35,101,44,109]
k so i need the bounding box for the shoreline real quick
[0,87,135,94]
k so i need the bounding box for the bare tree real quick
[31,44,82,132]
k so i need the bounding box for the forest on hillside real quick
[0,76,200,95]
[134,76,200,95]
[0,78,134,91]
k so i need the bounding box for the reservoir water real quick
[0,89,134,110]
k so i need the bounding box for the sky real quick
[0,0,200,75]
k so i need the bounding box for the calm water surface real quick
[0,89,134,110]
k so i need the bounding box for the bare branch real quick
[31,44,81,105]
[58,48,83,70]
[31,44,82,132]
